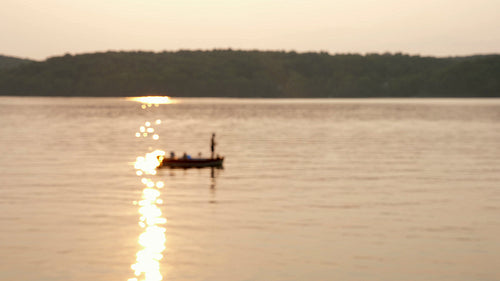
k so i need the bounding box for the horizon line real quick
[2,48,500,62]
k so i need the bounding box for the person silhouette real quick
[211,133,216,159]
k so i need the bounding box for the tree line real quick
[0,55,34,70]
[0,50,499,97]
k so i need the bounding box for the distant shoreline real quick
[1,50,499,98]
[2,96,499,102]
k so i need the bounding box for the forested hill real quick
[0,50,499,97]
[0,55,34,70]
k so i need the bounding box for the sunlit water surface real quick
[0,97,499,281]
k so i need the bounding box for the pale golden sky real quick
[1,0,499,60]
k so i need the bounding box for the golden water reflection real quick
[129,98,169,281]
[130,154,167,281]
[127,96,174,105]
[134,150,165,176]
[136,120,162,141]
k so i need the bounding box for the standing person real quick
[211,133,216,159]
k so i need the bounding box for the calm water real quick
[0,97,499,281]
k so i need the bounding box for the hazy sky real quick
[1,0,499,60]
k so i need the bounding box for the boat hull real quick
[159,157,224,168]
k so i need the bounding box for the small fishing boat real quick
[159,156,224,168]
[158,133,224,169]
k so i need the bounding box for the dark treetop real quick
[0,55,34,70]
[0,50,499,97]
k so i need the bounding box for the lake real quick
[0,97,499,281]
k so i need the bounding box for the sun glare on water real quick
[131,153,167,281]
[129,98,168,281]
[134,150,165,175]
[127,96,174,104]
